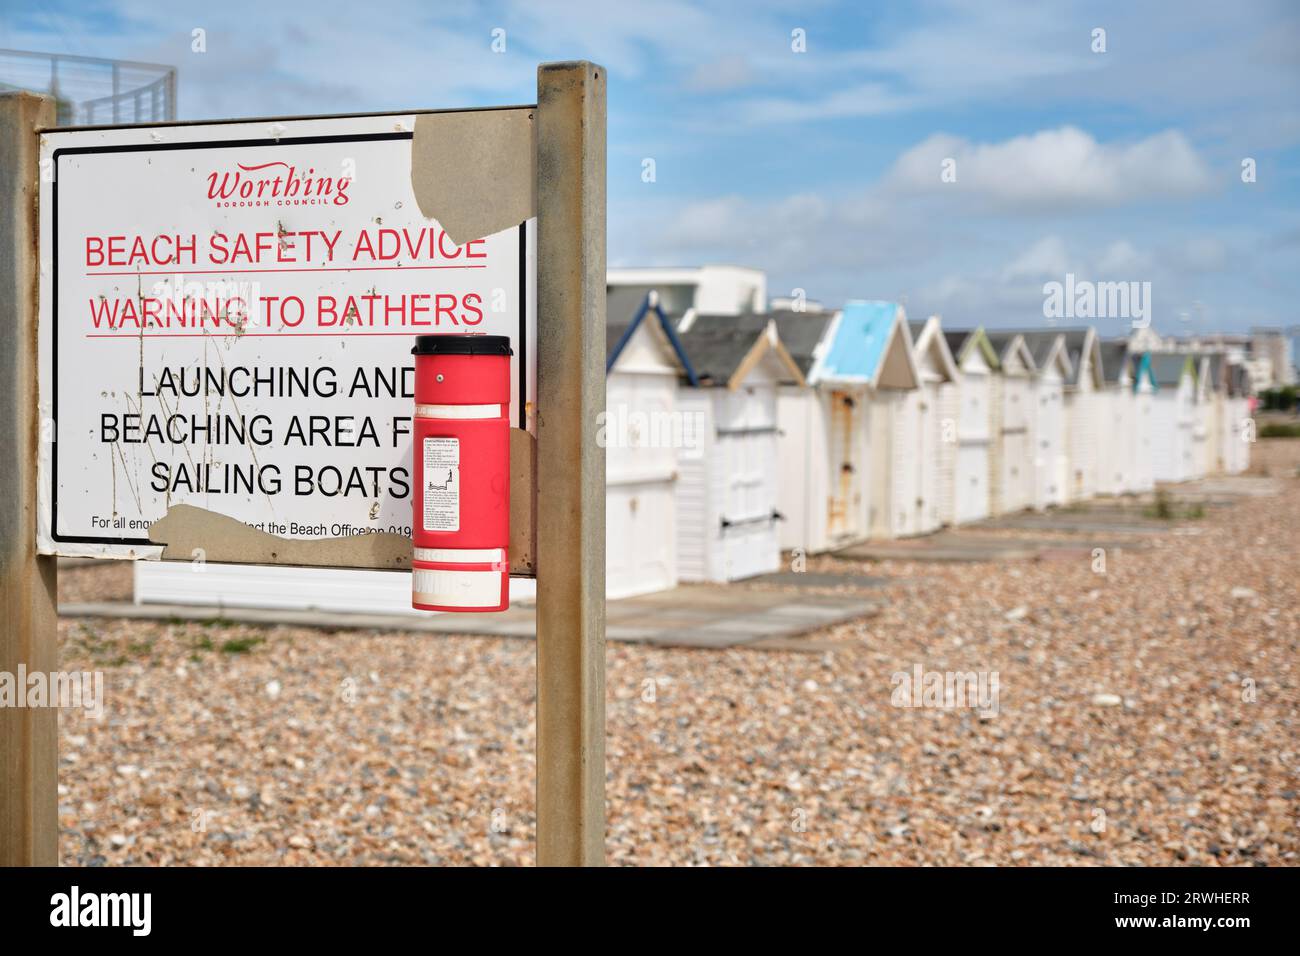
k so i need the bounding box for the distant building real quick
[1129,325,1290,393]
[606,265,766,317]
[1247,327,1298,390]
[768,295,826,313]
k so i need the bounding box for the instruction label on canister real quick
[422,437,460,532]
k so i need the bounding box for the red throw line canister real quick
[411,334,512,612]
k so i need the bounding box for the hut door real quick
[827,390,857,537]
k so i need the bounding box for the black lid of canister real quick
[411,334,514,356]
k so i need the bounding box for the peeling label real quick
[410,109,536,246]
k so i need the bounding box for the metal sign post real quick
[535,61,607,867]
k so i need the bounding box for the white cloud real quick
[997,235,1165,292]
[609,186,930,285]
[739,82,921,124]
[12,0,1287,336]
[1180,237,1229,272]
[685,55,755,93]
[668,197,752,247]
[1000,235,1070,282]
[886,126,1214,209]
[1096,240,1152,275]
[727,2,1103,129]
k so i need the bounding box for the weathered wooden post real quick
[0,91,59,867]
[534,61,607,867]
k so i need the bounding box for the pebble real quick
[49,440,1300,866]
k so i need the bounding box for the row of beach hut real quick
[606,294,1253,599]
[131,286,1255,611]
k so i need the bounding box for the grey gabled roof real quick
[1009,328,1102,383]
[605,287,698,381]
[1098,340,1131,385]
[1205,352,1227,392]
[1149,352,1192,387]
[677,313,772,385]
[943,330,973,359]
[1059,328,1091,386]
[983,331,1024,367]
[985,331,1016,353]
[766,310,838,377]
[1016,331,1066,371]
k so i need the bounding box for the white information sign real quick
[37,113,536,559]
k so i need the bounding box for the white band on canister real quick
[413,547,506,565]
[414,403,503,419]
[412,567,505,609]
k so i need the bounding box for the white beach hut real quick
[1192,354,1217,478]
[1222,364,1252,475]
[604,289,698,599]
[1060,328,1105,503]
[1095,340,1138,496]
[1203,353,1246,478]
[673,313,805,582]
[984,332,1037,515]
[906,317,961,534]
[1200,355,1253,476]
[774,301,920,551]
[1148,352,1198,483]
[942,328,998,524]
[1019,332,1072,509]
[1127,350,1159,494]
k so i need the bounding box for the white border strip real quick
[413,547,505,564]
[415,403,502,419]
[413,567,504,609]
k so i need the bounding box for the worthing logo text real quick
[206,160,351,209]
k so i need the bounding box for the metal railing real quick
[0,48,176,125]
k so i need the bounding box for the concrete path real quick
[835,530,1151,563]
[831,476,1282,565]
[1156,476,1283,500]
[976,512,1177,534]
[59,583,878,651]
[741,569,890,589]
[604,584,878,648]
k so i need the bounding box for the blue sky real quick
[4,0,1298,336]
